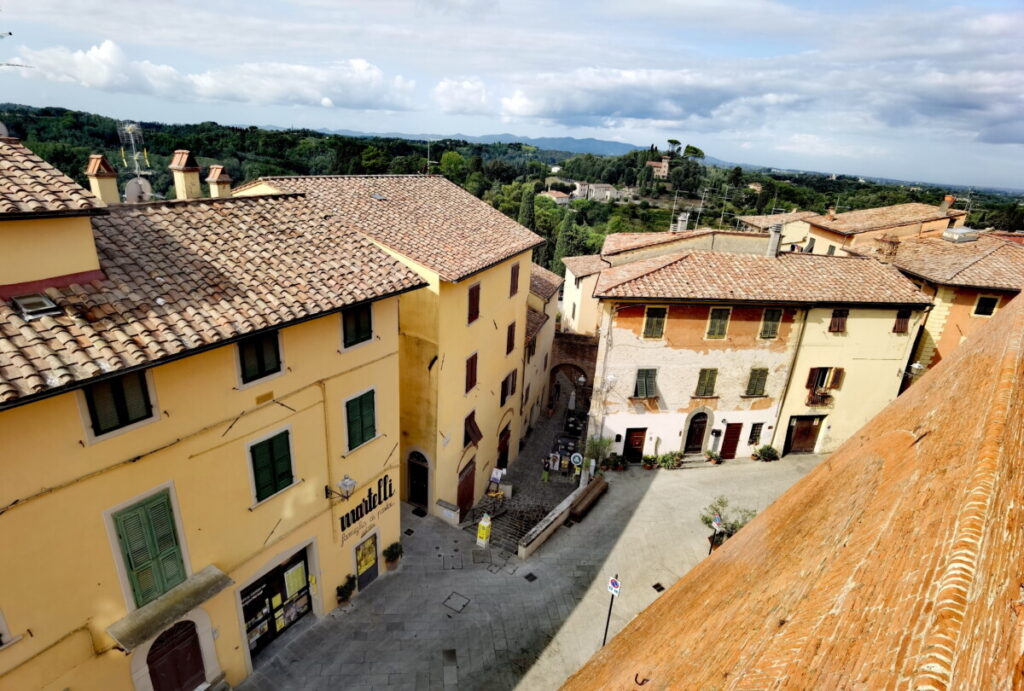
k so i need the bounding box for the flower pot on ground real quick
[336,574,356,604]
[753,445,780,462]
[704,450,723,464]
[642,463,654,470]
[383,542,403,570]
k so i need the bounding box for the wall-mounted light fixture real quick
[325,474,358,500]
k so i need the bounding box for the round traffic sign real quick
[571,452,584,466]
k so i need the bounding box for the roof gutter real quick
[0,281,426,414]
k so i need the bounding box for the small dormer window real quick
[11,294,61,320]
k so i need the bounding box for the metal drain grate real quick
[652,583,665,592]
[412,507,428,517]
[404,529,414,536]
[524,572,537,582]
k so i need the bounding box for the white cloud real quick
[433,77,492,114]
[774,133,882,159]
[14,40,416,111]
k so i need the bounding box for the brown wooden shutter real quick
[893,309,910,333]
[468,284,480,323]
[806,367,820,389]
[465,413,483,446]
[829,309,849,333]
[829,367,845,390]
[506,322,515,354]
[510,263,520,296]
[465,353,478,392]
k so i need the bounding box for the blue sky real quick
[2,0,1022,188]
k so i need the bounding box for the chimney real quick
[85,154,119,204]
[827,207,836,220]
[939,194,955,214]
[168,149,201,200]
[206,165,233,198]
[767,224,782,257]
[875,234,900,263]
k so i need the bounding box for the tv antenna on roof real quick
[0,21,34,69]
[117,121,153,201]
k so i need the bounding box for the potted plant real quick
[704,449,723,464]
[336,574,356,605]
[699,495,757,550]
[383,542,403,570]
[754,445,780,462]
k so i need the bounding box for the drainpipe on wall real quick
[771,306,811,452]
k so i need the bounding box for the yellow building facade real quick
[0,143,426,690]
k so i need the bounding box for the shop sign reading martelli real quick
[340,474,396,533]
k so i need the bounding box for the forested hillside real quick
[2,104,1020,278]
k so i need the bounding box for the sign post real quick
[602,574,620,647]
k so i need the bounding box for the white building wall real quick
[562,268,601,336]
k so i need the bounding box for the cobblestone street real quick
[239,453,823,691]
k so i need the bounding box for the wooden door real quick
[407,453,428,508]
[720,423,743,459]
[684,414,708,454]
[623,428,646,462]
[787,416,822,454]
[148,621,205,691]
[356,534,378,591]
[457,460,476,521]
[497,425,511,469]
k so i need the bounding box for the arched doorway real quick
[548,363,590,411]
[407,452,429,508]
[147,621,205,691]
[684,413,708,454]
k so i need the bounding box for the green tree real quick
[552,213,590,275]
[360,145,389,173]
[439,151,467,183]
[518,191,536,230]
[728,166,744,188]
[682,144,705,160]
[666,138,681,157]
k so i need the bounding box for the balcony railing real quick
[806,391,834,407]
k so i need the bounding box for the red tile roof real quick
[244,175,544,282]
[566,293,1024,690]
[0,195,425,407]
[561,254,610,279]
[807,202,967,235]
[0,138,105,216]
[595,250,930,305]
[525,306,549,342]
[529,264,563,300]
[850,234,1024,291]
[601,230,710,256]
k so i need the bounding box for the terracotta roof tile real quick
[595,250,930,305]
[250,175,544,282]
[529,264,563,299]
[806,202,967,235]
[850,234,1024,291]
[600,229,757,256]
[735,210,817,229]
[524,306,549,342]
[0,138,105,216]
[561,254,610,279]
[565,292,1024,690]
[0,195,425,407]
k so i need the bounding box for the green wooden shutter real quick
[251,439,277,501]
[146,494,185,592]
[635,369,656,398]
[271,431,293,492]
[696,369,718,396]
[707,309,729,338]
[644,308,666,338]
[346,393,375,449]
[747,368,768,396]
[761,309,782,339]
[360,392,376,443]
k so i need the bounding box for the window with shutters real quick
[748,423,764,445]
[705,307,730,339]
[510,263,520,297]
[112,490,186,608]
[249,430,295,502]
[506,322,516,354]
[805,367,844,406]
[893,309,911,334]
[632,369,658,398]
[465,353,478,392]
[464,411,483,447]
[973,295,999,317]
[760,308,783,339]
[828,309,849,333]
[346,390,376,450]
[694,368,718,397]
[643,306,667,339]
[468,283,481,323]
[342,303,373,348]
[745,368,769,396]
[238,331,282,384]
[500,370,518,406]
[805,237,817,253]
[826,245,836,256]
[84,371,155,437]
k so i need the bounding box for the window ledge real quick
[237,368,286,391]
[346,433,385,455]
[628,396,659,402]
[249,478,304,511]
[740,394,767,399]
[691,395,719,400]
[0,635,23,652]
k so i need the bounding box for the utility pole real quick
[693,188,709,228]
[668,190,679,231]
[719,184,731,225]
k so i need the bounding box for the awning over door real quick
[106,565,233,651]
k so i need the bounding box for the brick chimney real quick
[169,150,201,200]
[827,207,836,220]
[85,154,119,204]
[767,224,783,257]
[939,194,955,214]
[206,165,233,198]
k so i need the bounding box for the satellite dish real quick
[0,121,8,138]
[124,177,153,203]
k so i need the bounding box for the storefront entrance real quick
[147,621,205,691]
[241,548,313,659]
[407,452,429,508]
[356,534,379,591]
[785,415,824,454]
[497,425,511,469]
